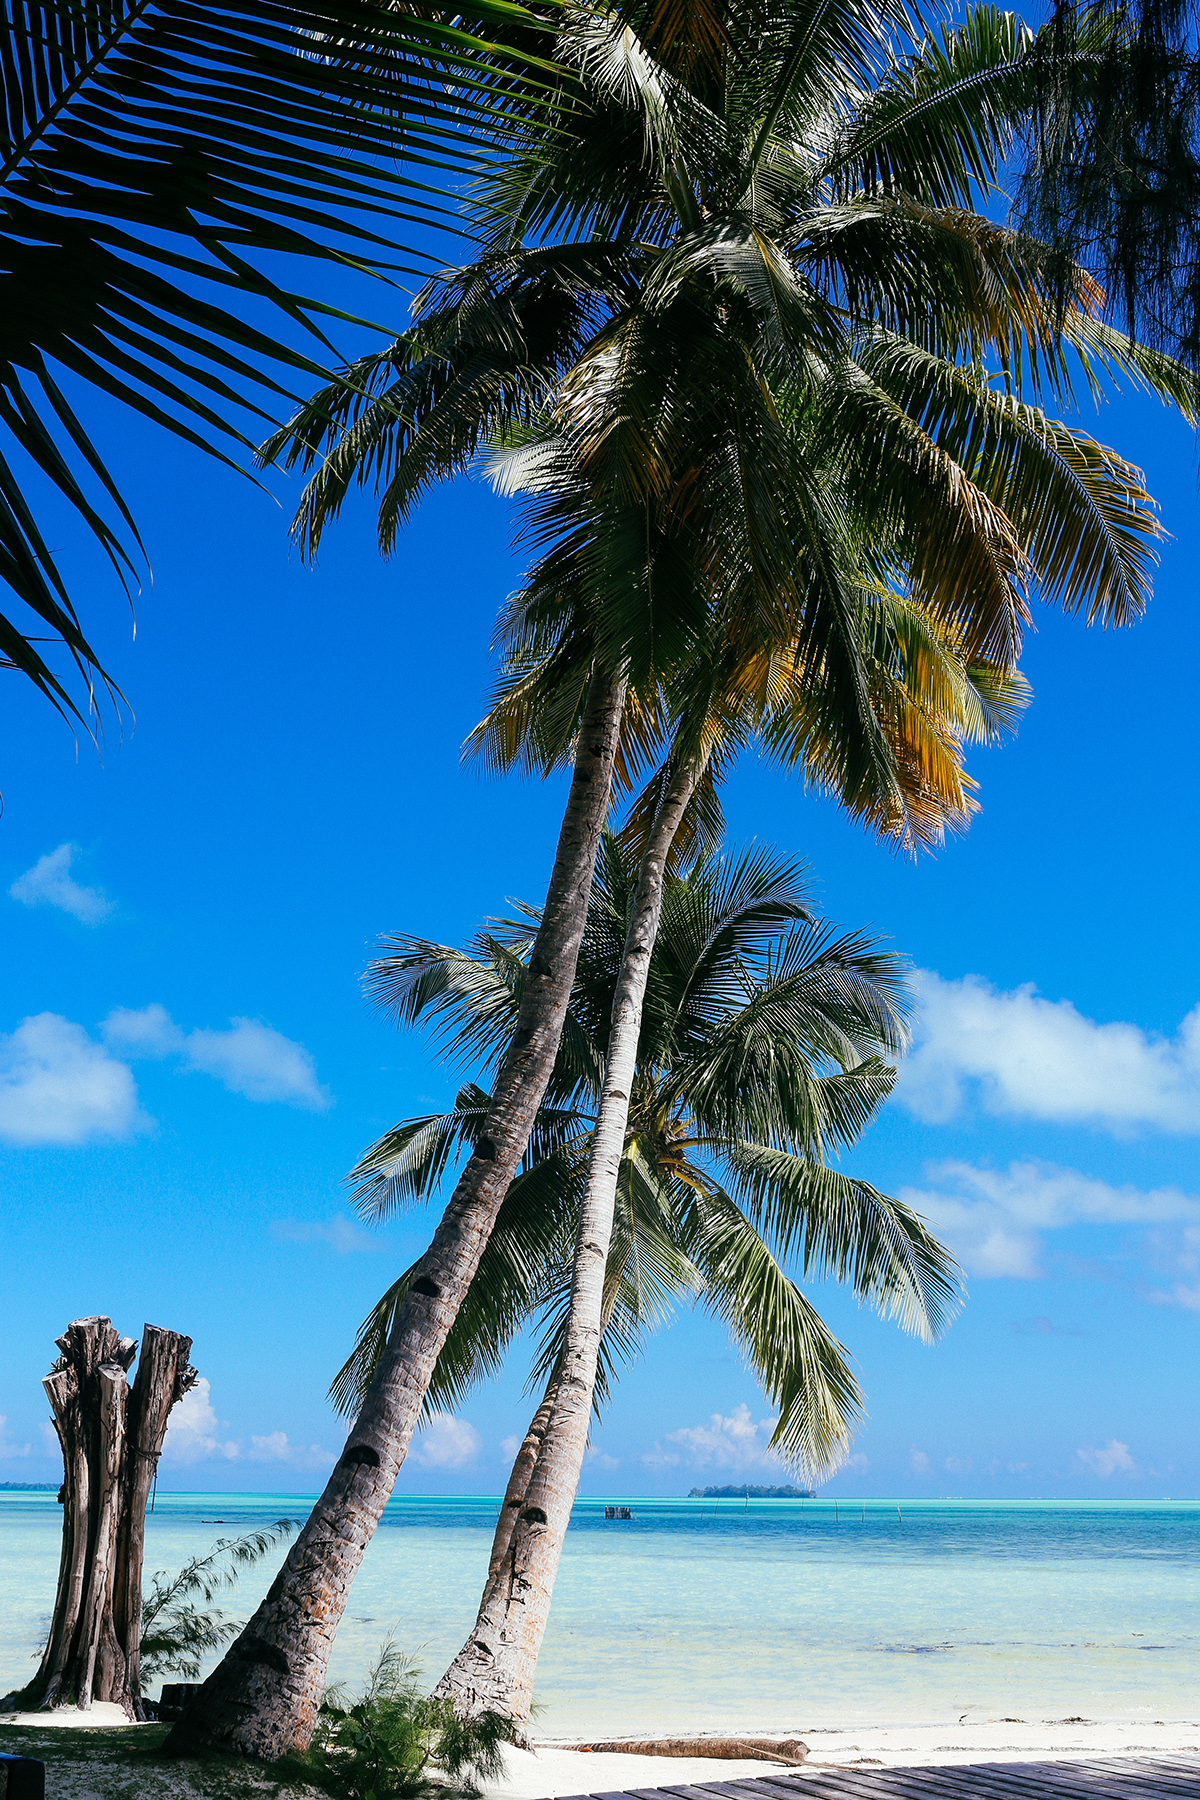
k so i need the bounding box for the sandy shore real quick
[1,1702,136,1728]
[4,1708,1198,1800]
[491,1720,1200,1799]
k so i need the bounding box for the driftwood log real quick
[575,1737,809,1765]
[3,1316,196,1719]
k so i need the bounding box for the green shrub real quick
[279,1644,515,1800]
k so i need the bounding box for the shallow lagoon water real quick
[2,1493,1197,1731]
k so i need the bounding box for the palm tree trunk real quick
[165,665,627,1763]
[433,757,698,1725]
[487,1373,559,1584]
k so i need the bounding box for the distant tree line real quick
[688,1486,816,1500]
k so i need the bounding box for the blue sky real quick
[2,281,1200,1500]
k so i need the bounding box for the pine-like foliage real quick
[140,1518,295,1682]
[279,1642,515,1799]
[1018,0,1200,373]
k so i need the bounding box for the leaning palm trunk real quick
[487,1373,560,1582]
[434,759,698,1723]
[166,666,626,1762]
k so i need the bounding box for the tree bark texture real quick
[578,1736,809,1763]
[434,759,698,1724]
[4,1316,197,1719]
[487,1374,559,1585]
[166,665,628,1764]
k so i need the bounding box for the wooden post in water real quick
[897,1503,902,1523]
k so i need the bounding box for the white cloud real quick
[499,1435,522,1462]
[901,1159,1200,1282]
[845,1452,870,1471]
[642,1402,783,1474]
[586,1447,619,1470]
[899,971,1200,1134]
[185,1018,329,1109]
[247,1431,333,1467]
[102,1003,183,1058]
[1077,1439,1135,1477]
[271,1216,380,1254]
[0,1416,31,1459]
[0,1004,328,1148]
[9,843,113,925]
[159,1379,332,1467]
[161,1378,240,1464]
[103,1005,330,1111]
[910,1447,930,1473]
[0,1014,147,1146]
[410,1414,482,1470]
[1140,1225,1200,1313]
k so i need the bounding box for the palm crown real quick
[335,833,960,1478]
[272,1,1190,824]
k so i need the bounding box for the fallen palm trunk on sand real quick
[573,1736,809,1764]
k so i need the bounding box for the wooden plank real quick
[997,1763,1200,1798]
[680,1783,806,1799]
[918,1763,1104,1792]
[915,1762,1144,1800]
[532,1758,1200,1800]
[923,1760,1141,1789]
[752,1769,924,1800]
[727,1780,867,1799]
[620,1788,710,1800]
[824,1762,1199,1800]
[727,1781,844,1798]
[765,1764,1080,1800]
[626,1784,749,1800]
[1061,1774,1200,1799]
[1074,1763,1200,1787]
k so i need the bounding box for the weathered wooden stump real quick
[7,1316,196,1720]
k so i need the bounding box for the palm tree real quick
[1,0,545,742]
[179,0,1189,1757]
[336,833,960,1728]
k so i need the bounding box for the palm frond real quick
[3,0,549,730]
[713,1142,962,1341]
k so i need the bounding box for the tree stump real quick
[7,1316,196,1720]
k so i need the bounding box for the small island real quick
[688,1484,815,1499]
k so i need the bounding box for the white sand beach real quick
[4,1710,1199,1800]
[488,1720,1200,1799]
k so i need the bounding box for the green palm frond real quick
[340,832,953,1476]
[682,1179,864,1477]
[3,0,549,733]
[332,1142,587,1418]
[712,1143,962,1341]
[820,8,1034,208]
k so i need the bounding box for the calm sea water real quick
[2,1493,1197,1731]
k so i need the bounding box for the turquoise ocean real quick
[2,1493,1197,1731]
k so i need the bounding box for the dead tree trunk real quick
[7,1316,196,1719]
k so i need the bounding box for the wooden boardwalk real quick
[548,1756,1200,1800]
